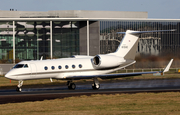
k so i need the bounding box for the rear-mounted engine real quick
[92,55,125,69]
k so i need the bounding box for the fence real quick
[115,68,179,73]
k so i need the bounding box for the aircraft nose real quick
[5,73,10,79]
[5,73,14,79]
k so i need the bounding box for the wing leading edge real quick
[65,59,173,80]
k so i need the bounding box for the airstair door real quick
[30,63,37,77]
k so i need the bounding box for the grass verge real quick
[1,92,180,115]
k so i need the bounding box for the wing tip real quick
[163,59,173,73]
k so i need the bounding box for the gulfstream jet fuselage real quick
[5,30,174,92]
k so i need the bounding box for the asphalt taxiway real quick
[1,78,180,104]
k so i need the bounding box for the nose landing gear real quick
[16,81,23,92]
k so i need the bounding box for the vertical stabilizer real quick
[112,30,140,60]
[112,30,175,60]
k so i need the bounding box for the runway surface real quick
[1,78,180,104]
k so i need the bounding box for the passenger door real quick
[30,63,37,77]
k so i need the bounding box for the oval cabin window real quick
[58,65,62,69]
[79,64,82,68]
[51,66,55,70]
[72,65,75,69]
[65,65,69,69]
[44,66,48,70]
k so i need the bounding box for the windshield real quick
[13,64,28,68]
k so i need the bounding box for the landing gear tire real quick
[92,78,100,90]
[16,87,22,92]
[92,83,100,90]
[68,83,76,90]
[16,80,23,92]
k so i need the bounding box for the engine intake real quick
[92,55,124,69]
[93,55,100,65]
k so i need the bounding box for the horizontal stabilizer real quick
[117,29,175,34]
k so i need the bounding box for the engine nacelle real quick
[92,55,125,69]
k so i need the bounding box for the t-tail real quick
[112,29,175,60]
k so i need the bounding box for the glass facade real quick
[0,21,79,63]
[0,22,13,63]
[100,21,180,57]
[52,21,79,58]
[0,19,180,63]
[15,21,48,61]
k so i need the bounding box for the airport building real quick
[0,10,179,64]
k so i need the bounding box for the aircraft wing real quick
[65,71,160,80]
[65,59,173,80]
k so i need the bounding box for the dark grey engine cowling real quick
[92,55,125,69]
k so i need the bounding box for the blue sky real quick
[0,0,179,19]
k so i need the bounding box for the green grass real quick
[1,92,180,115]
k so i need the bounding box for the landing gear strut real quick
[67,81,76,90]
[16,80,23,92]
[92,78,100,90]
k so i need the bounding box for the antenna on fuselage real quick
[40,56,43,60]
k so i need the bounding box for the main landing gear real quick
[92,78,100,90]
[16,80,23,92]
[67,81,76,90]
[67,78,100,90]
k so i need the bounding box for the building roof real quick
[0,10,148,18]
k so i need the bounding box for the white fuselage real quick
[5,56,130,81]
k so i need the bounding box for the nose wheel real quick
[16,81,23,92]
[16,87,22,92]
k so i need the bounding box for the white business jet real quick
[5,30,174,92]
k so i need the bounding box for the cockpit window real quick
[24,64,28,68]
[13,64,29,68]
[13,64,24,68]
